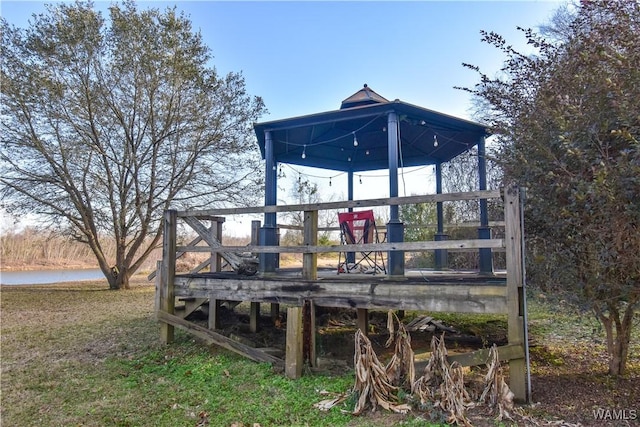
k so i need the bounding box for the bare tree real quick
[0,1,266,289]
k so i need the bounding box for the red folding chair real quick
[337,210,386,274]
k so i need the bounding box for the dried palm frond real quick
[385,310,416,390]
[479,344,514,421]
[352,329,411,415]
[313,390,349,411]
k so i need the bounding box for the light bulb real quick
[301,145,306,159]
[353,133,358,147]
[433,135,438,147]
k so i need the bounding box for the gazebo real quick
[254,84,493,275]
[155,85,529,401]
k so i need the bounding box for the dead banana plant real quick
[479,344,514,421]
[352,329,411,415]
[385,310,416,390]
[412,333,473,426]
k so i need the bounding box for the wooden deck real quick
[155,186,528,401]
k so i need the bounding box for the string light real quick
[366,150,370,155]
[433,135,439,147]
[301,145,306,159]
[329,177,332,187]
[359,175,362,184]
[348,157,351,162]
[353,132,358,147]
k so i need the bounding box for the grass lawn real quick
[1,278,638,426]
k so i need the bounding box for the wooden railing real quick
[162,189,504,276]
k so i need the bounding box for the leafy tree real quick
[462,1,639,375]
[400,201,436,242]
[0,1,266,289]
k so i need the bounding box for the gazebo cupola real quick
[254,84,492,276]
[340,83,389,109]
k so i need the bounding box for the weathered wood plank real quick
[181,297,208,319]
[447,344,524,367]
[414,344,525,370]
[177,190,502,217]
[504,185,527,402]
[159,210,177,344]
[173,278,508,314]
[178,238,505,254]
[157,311,284,367]
[285,306,303,379]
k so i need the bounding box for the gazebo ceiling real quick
[254,85,490,173]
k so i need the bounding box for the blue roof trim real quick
[254,100,490,173]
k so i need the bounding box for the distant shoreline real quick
[0,261,99,272]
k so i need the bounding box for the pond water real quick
[0,268,105,285]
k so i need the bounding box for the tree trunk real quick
[106,265,131,290]
[594,301,636,376]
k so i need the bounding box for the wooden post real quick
[154,260,162,315]
[160,210,177,344]
[209,217,224,330]
[357,308,369,335]
[250,302,260,333]
[302,210,318,281]
[208,293,221,331]
[302,211,318,366]
[271,303,280,324]
[303,300,317,367]
[285,306,303,379]
[504,185,527,402]
[210,217,225,272]
[250,220,261,332]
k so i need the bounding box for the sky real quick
[0,0,563,234]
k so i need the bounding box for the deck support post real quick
[285,306,303,379]
[303,300,317,367]
[504,185,528,402]
[160,209,177,344]
[209,217,224,330]
[301,211,318,367]
[208,294,221,331]
[250,302,260,333]
[356,308,369,335]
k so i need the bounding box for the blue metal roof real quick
[254,86,490,173]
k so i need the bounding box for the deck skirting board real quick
[173,277,507,314]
